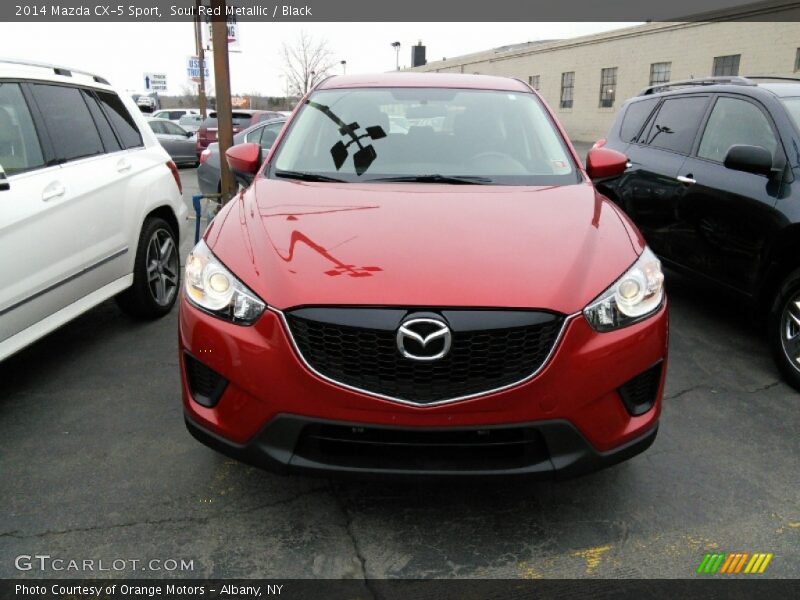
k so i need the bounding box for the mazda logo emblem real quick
[396,316,452,361]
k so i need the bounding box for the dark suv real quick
[597,76,800,389]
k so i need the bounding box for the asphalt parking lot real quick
[1,150,799,580]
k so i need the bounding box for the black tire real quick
[116,216,180,319]
[769,267,800,391]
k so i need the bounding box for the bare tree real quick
[280,31,336,97]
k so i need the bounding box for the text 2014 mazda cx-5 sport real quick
[179,73,668,479]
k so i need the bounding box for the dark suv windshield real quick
[782,97,800,133]
[270,88,578,185]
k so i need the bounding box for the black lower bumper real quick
[185,413,658,481]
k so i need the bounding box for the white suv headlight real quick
[184,240,266,325]
[583,247,664,332]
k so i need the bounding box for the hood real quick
[207,179,641,315]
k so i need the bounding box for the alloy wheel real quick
[146,228,179,306]
[780,293,800,372]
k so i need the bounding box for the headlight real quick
[583,247,664,332]
[184,240,266,325]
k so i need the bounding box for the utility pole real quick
[194,0,207,120]
[391,42,401,71]
[211,0,234,200]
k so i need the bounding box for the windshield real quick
[269,88,578,185]
[782,97,800,132]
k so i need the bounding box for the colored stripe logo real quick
[697,552,773,574]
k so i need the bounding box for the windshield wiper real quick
[365,174,493,185]
[274,170,346,183]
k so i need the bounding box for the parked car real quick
[178,114,203,134]
[147,118,198,167]
[196,109,283,156]
[153,108,199,124]
[0,59,188,362]
[197,117,286,195]
[596,75,800,390]
[180,73,668,480]
[135,94,158,113]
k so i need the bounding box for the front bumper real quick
[179,298,668,478]
[185,412,658,480]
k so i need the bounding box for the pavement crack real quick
[0,516,210,540]
[664,380,782,400]
[664,384,706,400]
[748,380,781,393]
[329,482,380,600]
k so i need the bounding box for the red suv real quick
[196,109,282,157]
[179,74,668,479]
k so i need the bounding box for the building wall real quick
[410,17,800,141]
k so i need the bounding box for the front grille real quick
[285,308,564,404]
[295,423,550,471]
[617,362,663,416]
[184,353,228,408]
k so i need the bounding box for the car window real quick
[642,96,708,155]
[148,120,166,134]
[170,111,185,120]
[29,84,104,162]
[96,91,143,149]
[244,125,264,144]
[782,97,800,131]
[620,98,658,143]
[259,122,283,150]
[698,97,778,163]
[0,82,45,175]
[82,90,122,153]
[208,112,255,128]
[272,88,578,185]
[163,121,186,135]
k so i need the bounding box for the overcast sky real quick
[0,22,639,96]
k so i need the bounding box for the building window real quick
[712,54,741,76]
[795,48,800,72]
[649,62,671,85]
[599,67,617,108]
[560,72,574,109]
[528,75,540,90]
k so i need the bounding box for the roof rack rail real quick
[638,76,754,96]
[744,75,800,83]
[0,57,110,85]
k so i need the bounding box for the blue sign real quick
[187,57,210,81]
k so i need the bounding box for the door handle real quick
[42,181,65,201]
[677,175,696,185]
[116,158,132,173]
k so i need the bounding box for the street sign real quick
[144,73,168,92]
[186,57,210,83]
[206,15,241,52]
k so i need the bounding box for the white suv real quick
[0,59,189,361]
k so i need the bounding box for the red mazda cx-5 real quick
[179,73,668,479]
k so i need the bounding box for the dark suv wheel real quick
[770,268,800,391]
[116,216,180,319]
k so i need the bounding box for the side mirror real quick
[226,143,262,178]
[724,144,773,177]
[0,164,8,191]
[586,146,628,179]
[185,130,194,138]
